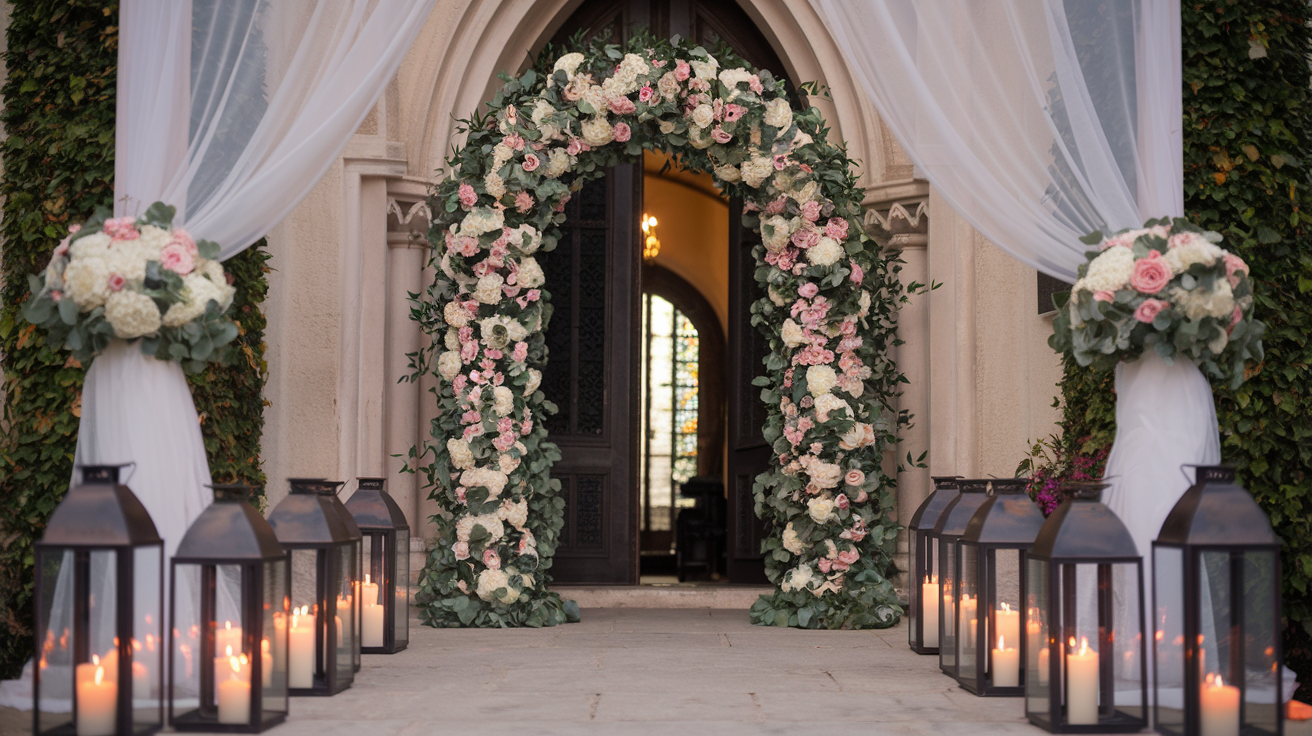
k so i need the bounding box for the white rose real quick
[781,319,806,348]
[718,67,753,89]
[493,385,515,416]
[858,290,871,317]
[524,368,542,396]
[782,523,806,555]
[813,393,851,423]
[690,104,714,129]
[839,422,873,451]
[657,72,680,100]
[517,256,545,288]
[714,164,741,183]
[764,97,792,129]
[444,328,461,351]
[492,143,514,168]
[480,316,514,348]
[552,52,586,79]
[658,119,678,134]
[1165,240,1224,274]
[792,181,820,205]
[447,438,475,470]
[531,99,555,127]
[103,290,161,338]
[806,365,839,396]
[473,274,505,304]
[762,215,792,253]
[690,56,719,80]
[508,224,541,254]
[544,148,572,179]
[807,237,844,267]
[483,172,506,200]
[808,497,838,524]
[444,300,470,328]
[688,125,713,149]
[496,498,529,530]
[781,564,815,593]
[581,115,614,147]
[475,568,512,602]
[768,287,787,307]
[802,457,843,489]
[740,156,775,188]
[459,207,505,237]
[1208,330,1229,354]
[438,351,462,381]
[62,257,111,309]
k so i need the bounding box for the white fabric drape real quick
[810,0,1182,280]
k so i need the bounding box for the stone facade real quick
[259,0,1064,579]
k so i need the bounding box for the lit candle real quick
[1200,673,1240,736]
[288,606,316,689]
[362,574,385,647]
[1037,646,1050,686]
[921,575,940,648]
[260,638,272,688]
[995,603,1020,655]
[213,645,237,696]
[75,655,116,736]
[1066,636,1099,725]
[217,655,251,725]
[1026,614,1045,685]
[959,594,977,649]
[992,635,1020,687]
[215,620,241,658]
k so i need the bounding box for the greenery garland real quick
[0,0,270,677]
[409,33,909,629]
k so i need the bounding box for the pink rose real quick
[505,133,525,151]
[1129,251,1172,294]
[68,224,81,234]
[566,138,584,156]
[515,191,535,213]
[159,243,195,275]
[844,470,864,486]
[849,260,864,285]
[458,182,478,208]
[1133,298,1169,324]
[512,341,528,362]
[638,86,655,103]
[855,490,868,503]
[520,419,534,435]
[452,541,470,560]
[107,273,126,292]
[172,228,198,256]
[50,290,62,302]
[482,548,500,570]
[837,549,859,566]
[798,283,819,299]
[723,103,747,122]
[711,126,732,144]
[522,153,540,172]
[835,493,850,510]
[674,60,690,81]
[609,97,636,115]
[613,122,632,143]
[53,242,69,259]
[748,75,763,93]
[800,201,821,222]
[1093,290,1114,303]
[816,558,832,573]
[1227,305,1243,334]
[1224,253,1248,287]
[824,218,848,240]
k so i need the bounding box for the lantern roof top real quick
[1156,466,1278,547]
[961,479,1046,546]
[38,465,161,547]
[1031,485,1139,561]
[343,478,410,530]
[930,479,991,539]
[268,478,355,545]
[175,484,285,561]
[909,477,964,532]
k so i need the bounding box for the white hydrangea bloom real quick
[764,97,792,129]
[740,156,775,188]
[807,496,838,524]
[552,52,586,79]
[460,467,510,500]
[714,164,741,182]
[62,257,111,308]
[492,385,515,416]
[806,365,839,396]
[472,274,505,304]
[483,172,506,200]
[1075,246,1136,294]
[781,564,815,593]
[807,237,844,267]
[543,148,572,179]
[104,290,161,338]
[69,232,111,260]
[475,568,513,602]
[447,438,475,469]
[1171,281,1235,321]
[581,115,614,147]
[690,55,719,80]
[444,300,470,328]
[813,393,851,422]
[517,256,545,288]
[458,207,505,237]
[438,350,462,381]
[1165,239,1224,274]
[781,319,806,348]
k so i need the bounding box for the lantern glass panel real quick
[261,559,289,718]
[938,536,957,672]
[1153,545,1186,732]
[909,532,920,646]
[960,544,980,682]
[131,545,163,725]
[334,545,356,685]
[395,528,409,649]
[1025,557,1052,718]
[1055,562,1145,725]
[171,563,202,710]
[35,550,71,734]
[1242,550,1280,732]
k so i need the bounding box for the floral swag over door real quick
[409,34,911,628]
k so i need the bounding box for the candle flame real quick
[94,665,103,686]
[132,638,142,651]
[1079,636,1090,655]
[92,654,99,666]
[998,635,1006,649]
[229,655,242,675]
[366,573,371,585]
[1001,602,1011,613]
[225,620,232,631]
[225,645,233,657]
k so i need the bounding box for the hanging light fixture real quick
[641,214,661,261]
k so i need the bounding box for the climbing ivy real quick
[0,0,270,678]
[1046,0,1312,699]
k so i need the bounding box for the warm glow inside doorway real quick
[639,294,700,548]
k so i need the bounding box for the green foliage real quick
[1052,0,1312,699]
[0,0,270,678]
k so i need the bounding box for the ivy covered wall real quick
[1049,0,1312,698]
[0,0,270,678]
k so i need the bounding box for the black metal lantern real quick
[1152,466,1282,736]
[169,484,289,732]
[958,478,1046,697]
[1025,483,1147,733]
[316,481,363,673]
[934,479,991,679]
[33,464,164,736]
[266,479,357,696]
[343,478,410,654]
[908,476,962,655]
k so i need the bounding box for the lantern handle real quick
[1179,464,1198,485]
[120,461,137,485]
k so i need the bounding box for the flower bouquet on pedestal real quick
[23,202,239,372]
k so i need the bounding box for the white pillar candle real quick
[995,603,1020,654]
[362,603,385,648]
[260,638,272,688]
[959,595,977,650]
[992,635,1020,687]
[217,655,251,725]
[215,621,241,658]
[288,606,316,689]
[1066,637,1099,725]
[362,574,380,608]
[1200,674,1240,736]
[1037,647,1050,686]
[921,576,940,648]
[75,656,116,736]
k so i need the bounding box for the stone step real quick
[550,585,772,609]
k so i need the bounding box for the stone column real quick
[383,180,431,578]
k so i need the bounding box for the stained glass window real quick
[671,312,699,485]
[640,294,700,542]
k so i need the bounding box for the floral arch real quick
[410,34,910,629]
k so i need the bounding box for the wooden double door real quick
[544,0,784,585]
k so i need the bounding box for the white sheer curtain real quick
[4,0,435,706]
[810,0,1182,281]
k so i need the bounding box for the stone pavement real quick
[0,607,1122,735]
